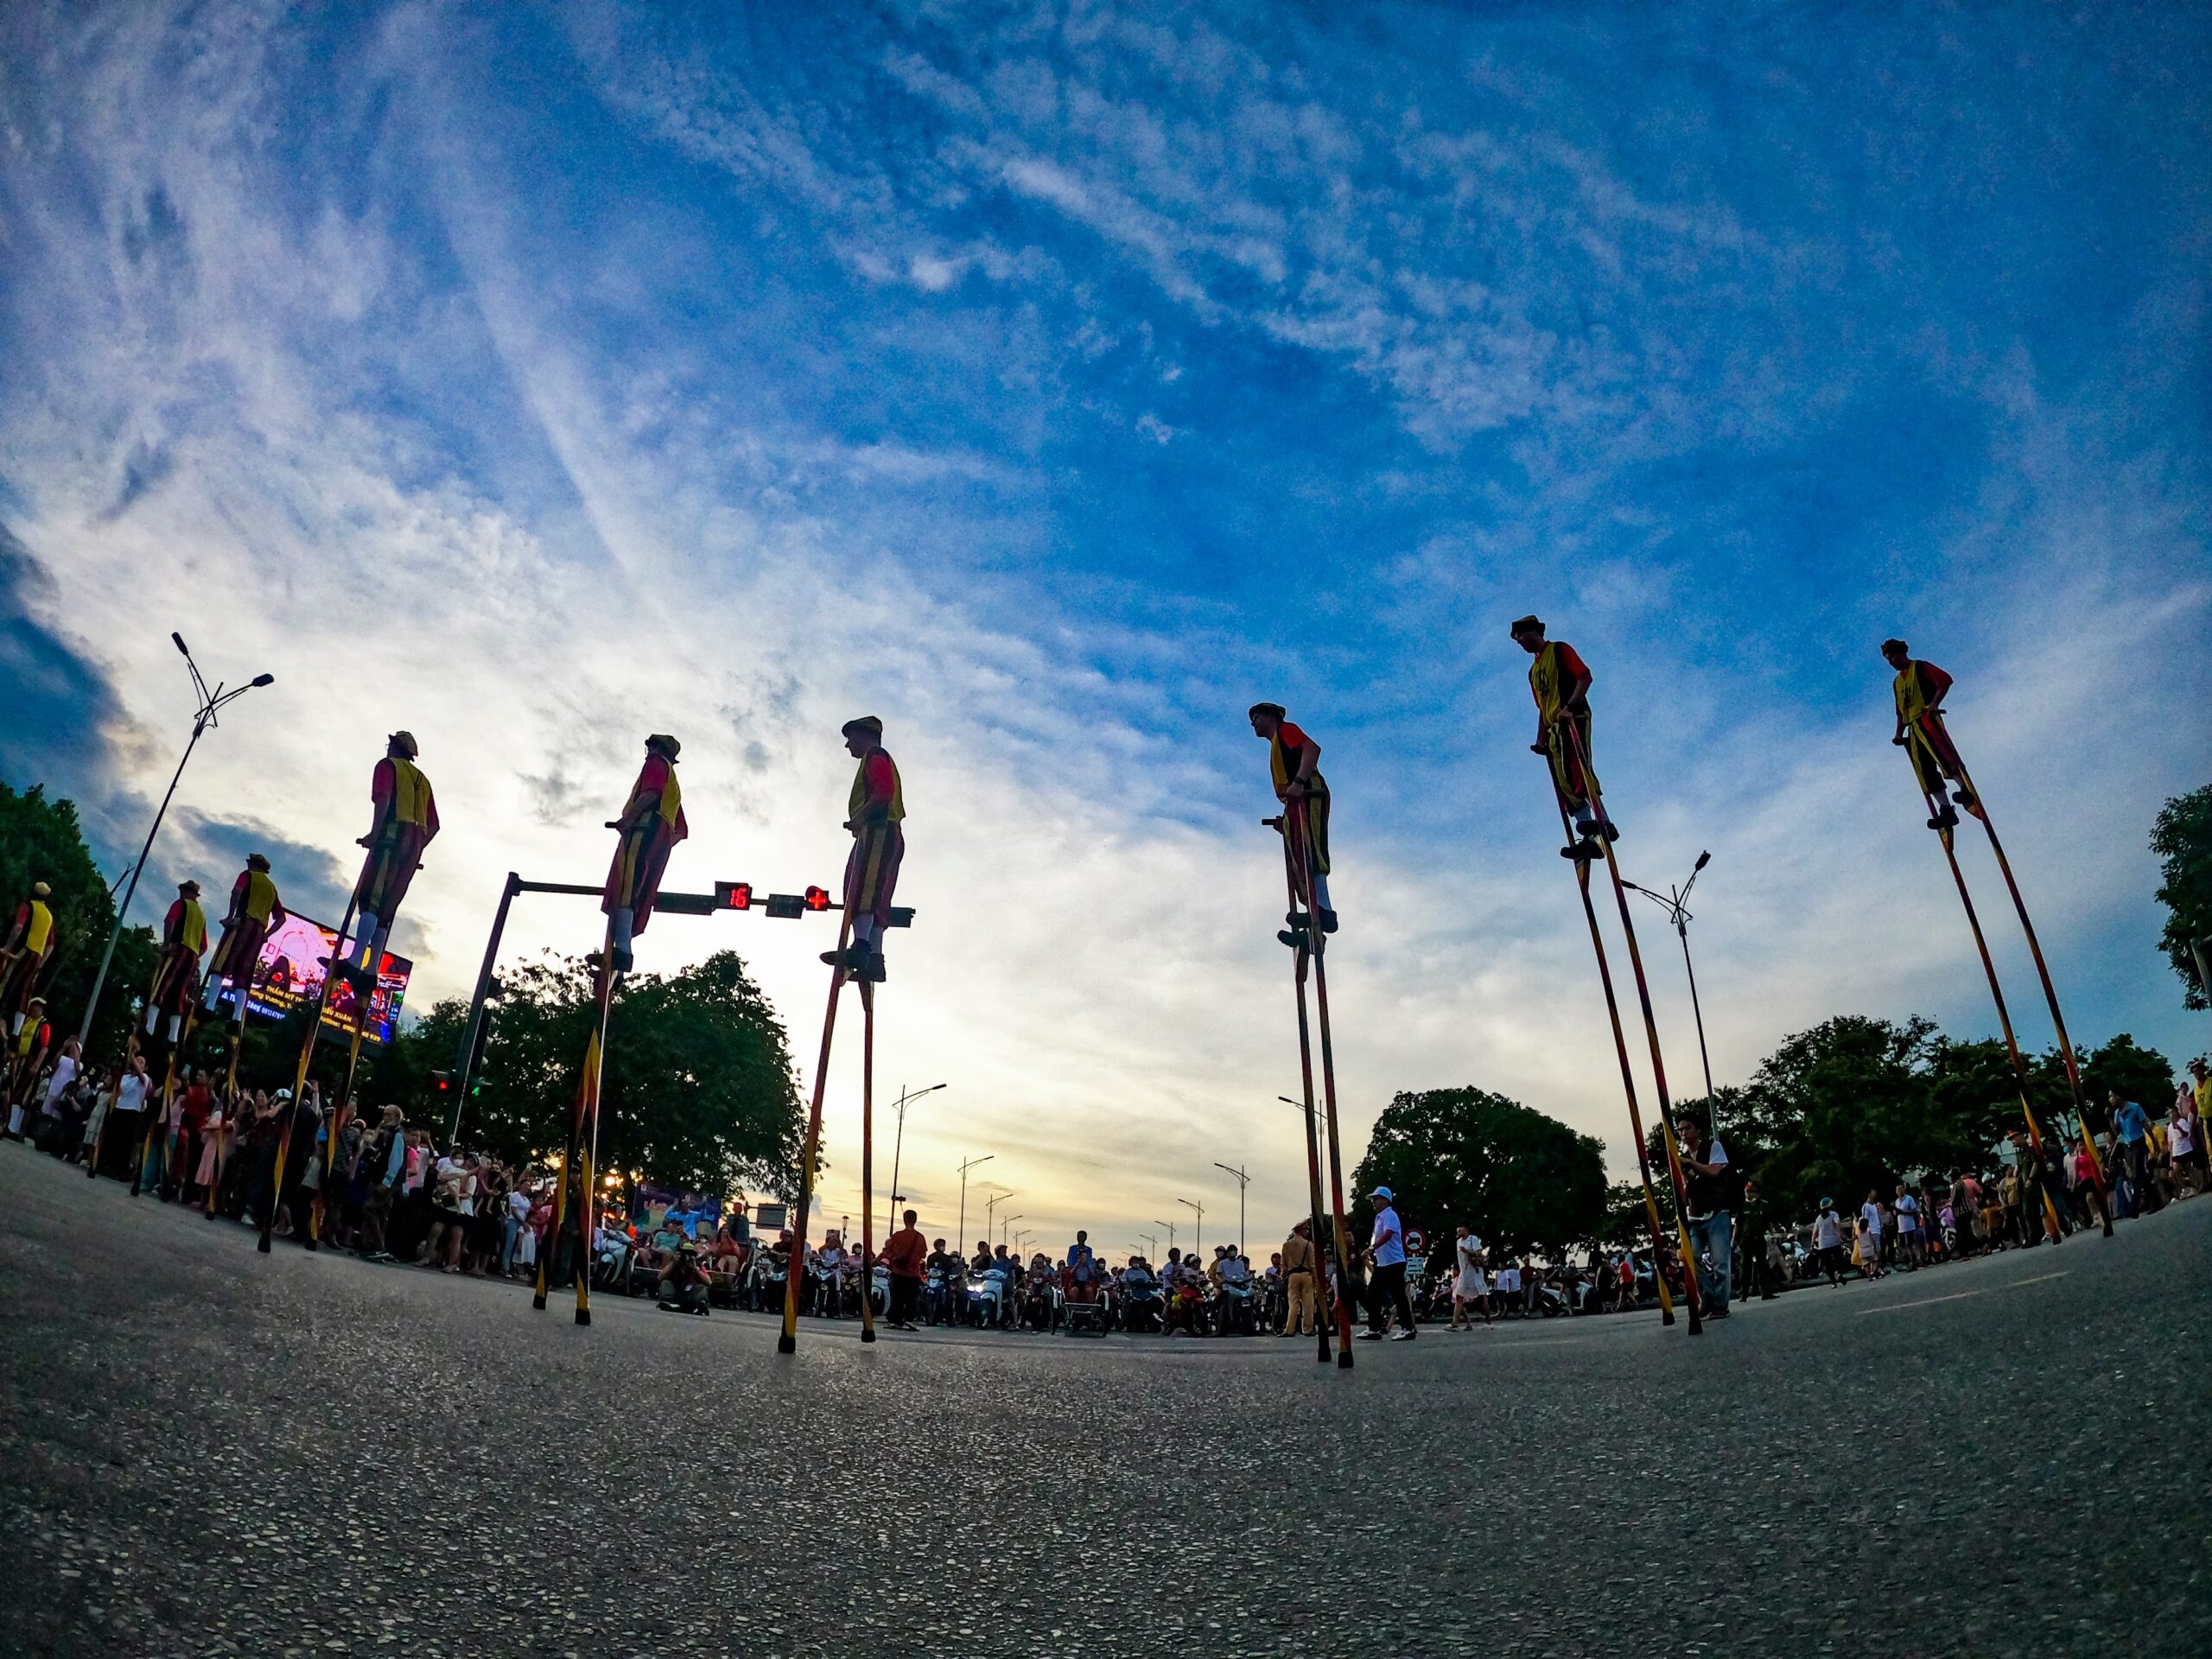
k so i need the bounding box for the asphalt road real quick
[3,1143,2208,1658]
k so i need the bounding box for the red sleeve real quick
[1918,661,1952,698]
[1277,721,1313,753]
[639,755,670,797]
[863,752,897,805]
[422,785,440,841]
[1554,643,1591,685]
[372,758,394,804]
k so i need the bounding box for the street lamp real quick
[984,1188,1018,1249]
[1622,850,1717,1128]
[1137,1231,1158,1262]
[1178,1196,1204,1255]
[885,1082,947,1217]
[76,632,276,1050]
[1154,1217,1177,1255]
[1213,1161,1251,1254]
[1000,1212,1024,1248]
[955,1154,994,1255]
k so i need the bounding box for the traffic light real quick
[432,1070,453,1096]
[715,880,753,911]
[803,885,831,912]
[469,1075,486,1097]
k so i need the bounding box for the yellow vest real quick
[1529,642,1572,722]
[25,899,53,956]
[385,757,434,827]
[1892,664,1934,725]
[174,899,208,957]
[242,871,280,924]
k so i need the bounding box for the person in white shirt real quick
[1810,1198,1847,1286]
[37,1039,80,1133]
[1893,1184,1924,1268]
[2171,1084,2205,1197]
[99,1053,151,1179]
[1450,1225,1489,1330]
[1357,1185,1416,1341]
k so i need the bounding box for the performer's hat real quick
[246,854,270,871]
[387,730,420,758]
[645,733,681,760]
[840,715,883,739]
[179,880,200,896]
[26,995,43,1007]
[1510,614,1543,635]
[31,880,49,897]
[1247,702,1286,721]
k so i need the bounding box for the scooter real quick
[1119,1275,1164,1334]
[1215,1279,1258,1336]
[964,1265,1008,1328]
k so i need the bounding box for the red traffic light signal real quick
[715,880,753,911]
[803,886,831,912]
[432,1070,453,1094]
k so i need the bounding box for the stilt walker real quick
[6,996,52,1129]
[1884,639,2112,1235]
[1,880,59,1041]
[857,977,878,1344]
[264,733,438,1255]
[1512,617,1701,1332]
[133,881,208,1197]
[783,715,906,1356]
[1250,703,1355,1367]
[207,855,284,1102]
[1549,791,1679,1325]
[1272,817,1336,1365]
[1884,643,2072,1240]
[135,998,202,1198]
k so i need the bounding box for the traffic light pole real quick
[446,873,913,1145]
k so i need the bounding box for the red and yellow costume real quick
[1,887,56,1033]
[1529,638,1595,813]
[602,747,688,938]
[355,753,440,922]
[146,889,209,1026]
[1891,658,1978,812]
[9,1001,49,1095]
[845,742,906,934]
[1268,717,1331,898]
[207,861,285,994]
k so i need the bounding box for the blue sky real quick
[3,2,2207,1248]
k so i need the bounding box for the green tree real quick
[2151,784,2212,1011]
[0,779,155,1060]
[1350,1086,1609,1266]
[2077,1033,2177,1116]
[385,949,804,1199]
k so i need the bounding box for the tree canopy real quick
[0,779,155,1058]
[2151,783,2212,1012]
[382,950,805,1201]
[1350,1086,1609,1267]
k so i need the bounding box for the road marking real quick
[1856,1270,2068,1315]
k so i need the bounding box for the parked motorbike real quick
[1120,1274,1164,1334]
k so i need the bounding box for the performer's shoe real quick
[861,948,887,984]
[1560,841,1599,862]
[1955,788,1979,812]
[610,946,634,974]
[1276,929,1307,949]
[1928,804,1960,830]
[1319,907,1339,934]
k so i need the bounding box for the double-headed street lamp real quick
[1622,851,1718,1128]
[1000,1212,1025,1248]
[1154,1217,1177,1255]
[1213,1161,1251,1254]
[984,1189,1018,1249]
[1178,1196,1204,1256]
[955,1154,994,1254]
[77,633,275,1049]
